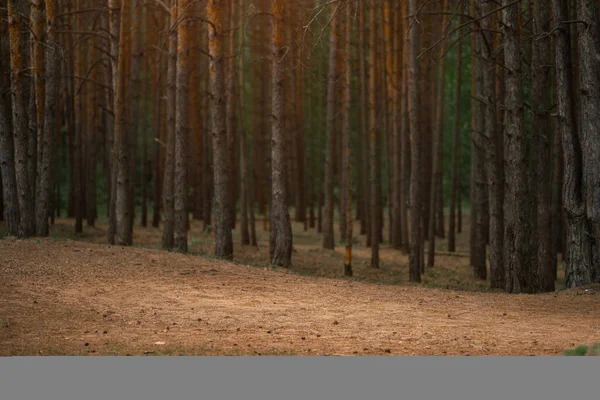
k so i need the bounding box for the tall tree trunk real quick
[551,0,594,287]
[7,0,35,238]
[471,2,487,280]
[368,0,379,268]
[322,2,339,250]
[107,0,120,243]
[35,0,60,236]
[427,0,449,267]
[448,8,463,253]
[174,0,190,252]
[208,0,233,259]
[113,0,132,245]
[0,34,20,236]
[340,1,352,276]
[531,0,554,291]
[481,1,503,288]
[575,0,600,283]
[162,1,178,250]
[408,0,422,281]
[503,0,536,292]
[31,0,44,211]
[270,0,293,267]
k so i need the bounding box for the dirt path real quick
[1,238,598,356]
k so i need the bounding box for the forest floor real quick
[1,215,599,356]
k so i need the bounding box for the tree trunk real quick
[113,0,132,245]
[531,0,554,291]
[408,0,422,281]
[471,2,487,281]
[0,37,20,236]
[7,0,35,238]
[503,0,536,292]
[107,0,120,244]
[269,0,293,267]
[208,0,233,259]
[322,2,339,250]
[575,0,600,283]
[35,0,60,237]
[481,1,503,288]
[340,2,352,276]
[448,9,463,253]
[368,0,379,268]
[174,0,191,252]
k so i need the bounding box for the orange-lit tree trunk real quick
[208,0,233,259]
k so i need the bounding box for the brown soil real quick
[1,234,599,356]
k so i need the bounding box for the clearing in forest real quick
[1,236,599,356]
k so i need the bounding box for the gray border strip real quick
[1,357,598,400]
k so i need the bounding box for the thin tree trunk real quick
[448,9,463,253]
[322,2,339,250]
[162,1,177,250]
[408,0,422,281]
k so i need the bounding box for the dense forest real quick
[1,0,599,295]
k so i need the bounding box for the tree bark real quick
[322,2,339,250]
[408,0,422,281]
[531,0,554,291]
[0,35,20,236]
[7,0,35,237]
[35,0,61,237]
[269,0,293,267]
[503,0,536,292]
[208,0,233,259]
[174,0,190,252]
[113,0,132,245]
[448,8,463,253]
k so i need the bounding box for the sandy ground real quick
[1,237,599,356]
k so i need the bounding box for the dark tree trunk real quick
[531,0,555,291]
[7,0,35,237]
[481,1,503,288]
[573,0,600,284]
[503,0,536,293]
[35,0,60,237]
[0,39,20,235]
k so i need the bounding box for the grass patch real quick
[563,343,600,356]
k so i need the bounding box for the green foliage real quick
[563,343,600,356]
